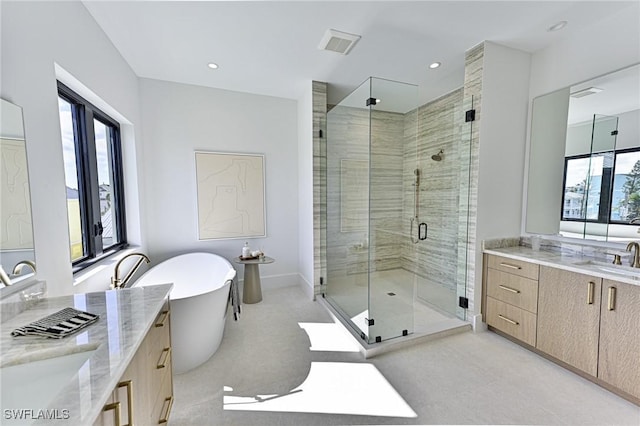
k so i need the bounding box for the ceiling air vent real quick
[570,87,603,98]
[318,29,361,55]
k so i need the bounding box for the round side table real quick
[233,256,275,304]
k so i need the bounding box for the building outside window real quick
[562,148,640,224]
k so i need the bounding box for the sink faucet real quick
[626,242,640,268]
[12,260,36,275]
[111,252,151,289]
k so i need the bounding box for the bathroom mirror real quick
[0,98,36,285]
[526,63,640,242]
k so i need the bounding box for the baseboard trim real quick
[470,313,487,332]
[296,273,315,300]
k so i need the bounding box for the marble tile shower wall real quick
[402,88,464,302]
[457,43,485,317]
[325,106,405,284]
[312,81,327,297]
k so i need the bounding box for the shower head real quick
[431,149,444,161]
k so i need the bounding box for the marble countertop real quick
[0,284,172,425]
[484,245,640,286]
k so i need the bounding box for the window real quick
[561,148,640,224]
[57,82,127,271]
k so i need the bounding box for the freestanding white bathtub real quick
[133,252,236,374]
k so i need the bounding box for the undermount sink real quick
[572,260,640,278]
[0,348,96,415]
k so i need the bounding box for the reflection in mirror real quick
[0,98,35,285]
[526,64,640,242]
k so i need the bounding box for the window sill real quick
[72,246,142,287]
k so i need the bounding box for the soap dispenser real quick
[242,242,251,258]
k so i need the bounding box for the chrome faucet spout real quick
[111,252,151,289]
[625,242,640,268]
[12,260,36,275]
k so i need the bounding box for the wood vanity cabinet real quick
[484,254,539,346]
[94,299,173,425]
[485,256,640,403]
[537,266,602,376]
[598,279,640,399]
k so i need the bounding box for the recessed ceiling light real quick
[429,62,441,69]
[207,63,219,69]
[548,21,568,32]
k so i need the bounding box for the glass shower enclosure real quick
[324,77,472,344]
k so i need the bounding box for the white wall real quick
[297,83,314,293]
[475,42,531,312]
[529,2,640,100]
[139,78,299,286]
[1,1,144,295]
[567,109,640,155]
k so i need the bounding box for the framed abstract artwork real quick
[195,151,266,240]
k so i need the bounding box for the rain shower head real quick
[431,149,444,161]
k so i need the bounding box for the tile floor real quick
[172,284,640,425]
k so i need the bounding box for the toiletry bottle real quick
[242,242,251,258]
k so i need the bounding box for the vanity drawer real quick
[487,254,539,280]
[149,343,172,393]
[486,269,539,313]
[151,365,174,424]
[486,297,537,347]
[147,301,171,357]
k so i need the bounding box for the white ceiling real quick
[83,1,637,106]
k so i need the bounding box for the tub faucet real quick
[12,260,36,275]
[111,252,151,289]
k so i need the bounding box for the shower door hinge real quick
[402,329,408,336]
[365,318,375,326]
[459,296,469,309]
[375,336,382,343]
[611,130,619,136]
[465,109,476,122]
[319,129,323,138]
[320,276,324,285]
[366,97,378,106]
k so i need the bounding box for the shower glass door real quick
[325,77,418,343]
[367,78,417,343]
[325,79,372,339]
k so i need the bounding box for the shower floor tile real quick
[326,268,459,340]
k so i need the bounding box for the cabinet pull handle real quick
[607,286,617,311]
[103,402,121,426]
[498,314,519,325]
[587,281,595,305]
[157,347,171,369]
[117,380,133,426]
[499,262,521,270]
[498,285,520,294]
[158,396,174,424]
[155,310,169,327]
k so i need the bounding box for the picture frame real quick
[195,151,266,240]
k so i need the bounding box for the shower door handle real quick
[418,223,427,240]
